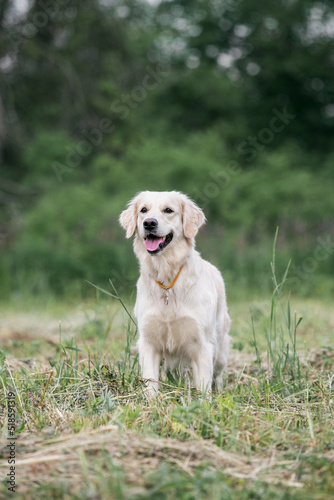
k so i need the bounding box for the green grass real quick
[0,296,333,499]
[0,246,334,499]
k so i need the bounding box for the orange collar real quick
[155,265,184,290]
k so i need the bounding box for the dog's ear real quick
[119,197,138,238]
[182,197,206,239]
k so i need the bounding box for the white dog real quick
[120,191,231,396]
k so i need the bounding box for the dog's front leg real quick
[191,344,213,395]
[138,339,161,397]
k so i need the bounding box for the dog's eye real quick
[140,207,147,213]
[164,208,173,214]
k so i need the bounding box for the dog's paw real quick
[143,384,159,401]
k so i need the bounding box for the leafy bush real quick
[1,130,333,300]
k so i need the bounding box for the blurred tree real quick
[0,0,333,298]
[0,0,154,177]
[1,0,334,175]
[150,0,334,154]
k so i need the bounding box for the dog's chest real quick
[136,270,204,354]
[141,307,201,355]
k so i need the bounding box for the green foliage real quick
[2,130,333,298]
[0,0,333,300]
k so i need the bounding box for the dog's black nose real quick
[143,218,158,231]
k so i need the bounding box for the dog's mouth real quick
[144,233,173,254]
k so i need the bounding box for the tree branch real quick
[0,0,11,27]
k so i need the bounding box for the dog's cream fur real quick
[120,191,231,395]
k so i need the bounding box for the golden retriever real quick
[120,191,231,396]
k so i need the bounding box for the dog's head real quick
[119,191,205,256]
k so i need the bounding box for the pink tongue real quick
[144,237,164,251]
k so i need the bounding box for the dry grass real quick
[0,296,334,499]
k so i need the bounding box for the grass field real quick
[1,275,334,499]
